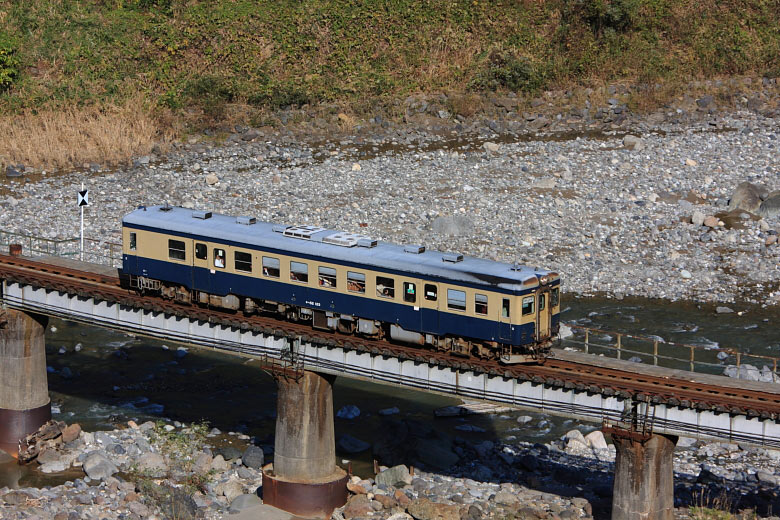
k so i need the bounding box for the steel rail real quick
[0,255,778,419]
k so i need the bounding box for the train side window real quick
[522,296,534,315]
[376,276,395,299]
[551,287,559,307]
[424,284,437,301]
[318,266,337,288]
[195,243,207,260]
[502,298,510,318]
[290,261,308,283]
[235,251,252,272]
[447,289,466,312]
[168,239,186,261]
[403,282,416,303]
[214,248,226,268]
[263,257,280,278]
[129,232,137,251]
[539,293,546,311]
[347,272,365,293]
[475,294,488,315]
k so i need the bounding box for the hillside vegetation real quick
[1,0,779,122]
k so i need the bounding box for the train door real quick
[191,241,210,293]
[421,282,439,334]
[125,230,138,273]
[536,289,551,339]
[499,297,512,341]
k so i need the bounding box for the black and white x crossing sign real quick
[77,189,89,207]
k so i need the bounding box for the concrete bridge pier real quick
[262,370,348,518]
[609,431,678,520]
[0,309,51,457]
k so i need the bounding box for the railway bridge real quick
[0,253,779,520]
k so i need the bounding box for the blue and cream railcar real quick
[121,205,560,363]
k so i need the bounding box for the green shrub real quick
[0,34,20,93]
[468,50,543,93]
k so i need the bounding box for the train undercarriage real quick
[129,275,551,365]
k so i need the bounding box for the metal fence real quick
[0,229,122,267]
[561,324,780,381]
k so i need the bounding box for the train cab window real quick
[129,232,137,251]
[195,243,207,260]
[376,276,395,299]
[290,261,309,283]
[403,282,416,303]
[235,251,252,272]
[214,248,226,268]
[522,296,535,316]
[263,257,280,278]
[424,284,437,301]
[347,272,365,293]
[447,289,466,312]
[502,298,510,318]
[551,287,559,307]
[539,293,546,311]
[318,266,337,288]
[475,294,488,315]
[168,239,186,261]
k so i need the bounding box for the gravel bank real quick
[1,97,778,307]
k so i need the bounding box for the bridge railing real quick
[562,324,780,381]
[0,230,122,267]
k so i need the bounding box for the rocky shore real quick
[3,416,780,520]
[1,79,779,307]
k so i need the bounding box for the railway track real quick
[1,254,778,419]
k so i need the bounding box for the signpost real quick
[78,184,89,260]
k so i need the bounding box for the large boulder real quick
[137,452,167,477]
[729,182,765,213]
[241,445,264,470]
[585,431,609,451]
[407,497,461,520]
[83,452,118,480]
[375,464,412,488]
[758,191,780,219]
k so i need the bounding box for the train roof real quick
[123,205,558,292]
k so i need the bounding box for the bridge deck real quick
[555,348,780,396]
[34,256,119,278]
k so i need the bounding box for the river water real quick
[1,294,778,489]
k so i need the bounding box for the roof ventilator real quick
[404,245,425,254]
[442,253,463,263]
[237,216,256,225]
[510,264,524,271]
[323,232,376,248]
[282,225,327,240]
[159,203,172,212]
[357,238,377,248]
[192,210,212,220]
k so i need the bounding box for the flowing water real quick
[1,294,778,488]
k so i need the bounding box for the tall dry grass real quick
[0,96,175,171]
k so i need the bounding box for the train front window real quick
[475,294,488,315]
[376,276,395,299]
[290,261,308,283]
[235,251,252,272]
[168,239,186,261]
[539,294,546,311]
[403,282,416,303]
[522,296,534,315]
[347,272,365,293]
[551,287,559,307]
[129,232,137,251]
[195,243,207,260]
[214,248,225,268]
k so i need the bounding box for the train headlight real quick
[539,275,548,285]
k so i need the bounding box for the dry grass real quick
[0,95,175,171]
